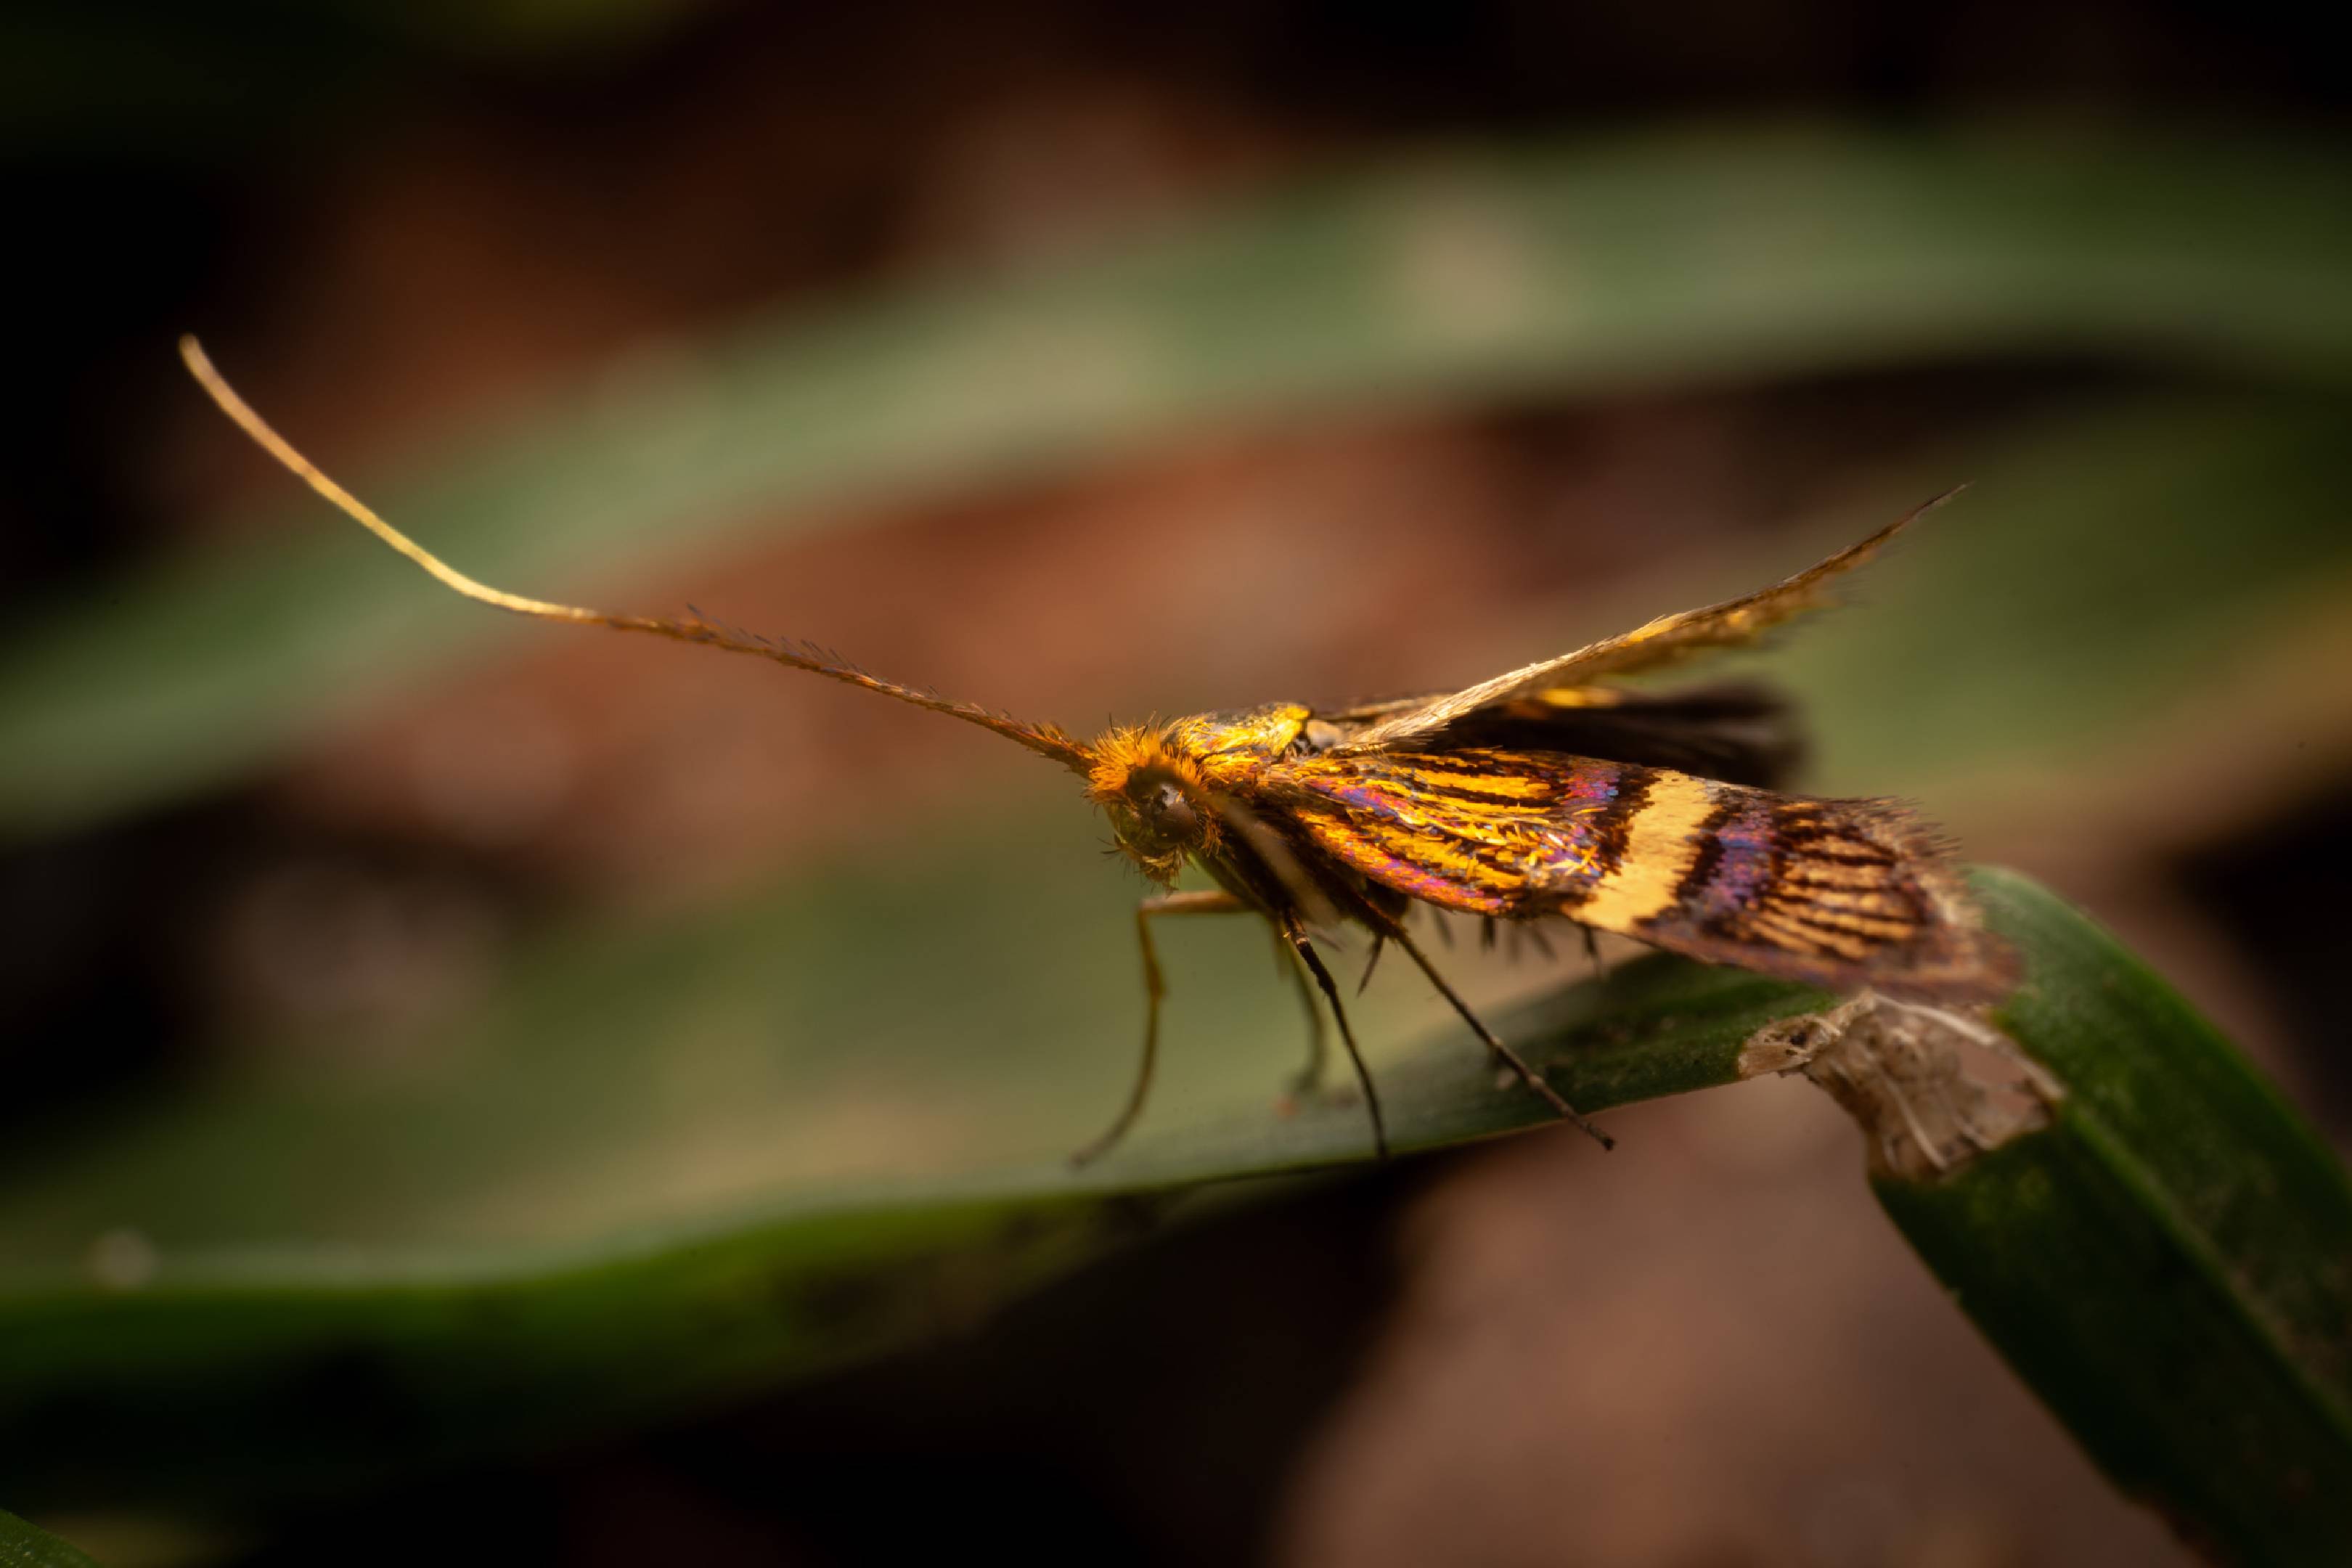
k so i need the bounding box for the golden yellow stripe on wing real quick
[1524,686,1621,709]
[1572,771,1719,930]
[1302,815,1510,913]
[1360,820,1509,888]
[1385,764,1555,800]
[1367,798,1547,830]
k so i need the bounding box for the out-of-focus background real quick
[3,1,2348,1563]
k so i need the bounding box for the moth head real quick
[1086,730,1217,885]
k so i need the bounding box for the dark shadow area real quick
[224,1164,1416,1567]
[2176,772,2352,1133]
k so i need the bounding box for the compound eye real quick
[1147,781,1200,838]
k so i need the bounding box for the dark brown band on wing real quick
[1670,796,1744,910]
[1583,764,1658,884]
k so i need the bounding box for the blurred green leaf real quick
[1760,392,2352,796]
[0,918,1828,1511]
[0,1509,100,1568]
[4,126,2351,833]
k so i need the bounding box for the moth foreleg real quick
[1071,889,1248,1167]
[1278,933,1330,1097]
[1387,923,1614,1151]
[1281,917,1389,1159]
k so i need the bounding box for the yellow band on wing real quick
[1572,771,1718,931]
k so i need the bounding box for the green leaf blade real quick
[0,1510,101,1568]
[1877,870,2352,1567]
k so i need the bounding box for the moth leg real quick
[1278,933,1331,1096]
[1071,889,1248,1167]
[1387,923,1616,1151]
[1281,918,1389,1159]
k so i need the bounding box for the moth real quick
[181,337,2012,1163]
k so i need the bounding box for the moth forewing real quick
[1263,749,2009,1005]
